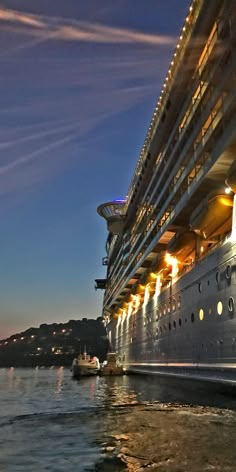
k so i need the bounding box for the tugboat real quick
[72,351,100,378]
[100,352,124,376]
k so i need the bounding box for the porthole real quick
[168,302,171,313]
[198,282,202,293]
[217,301,223,316]
[173,320,176,329]
[215,271,220,284]
[226,265,232,280]
[199,309,204,321]
[228,297,234,313]
[179,318,182,327]
[168,322,171,331]
[191,313,195,323]
[172,299,176,311]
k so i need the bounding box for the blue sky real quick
[0,0,190,338]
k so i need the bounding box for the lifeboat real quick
[190,194,233,239]
[167,231,196,262]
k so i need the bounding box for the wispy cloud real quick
[0,5,175,204]
[0,7,176,49]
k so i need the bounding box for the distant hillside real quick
[0,318,109,367]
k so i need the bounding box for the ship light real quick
[154,274,162,298]
[225,186,232,194]
[144,285,150,306]
[131,294,141,312]
[165,253,179,277]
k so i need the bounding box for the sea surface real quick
[1,368,236,471]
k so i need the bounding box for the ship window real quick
[172,299,176,311]
[178,296,181,308]
[179,318,182,327]
[216,271,220,284]
[217,301,223,316]
[191,313,195,323]
[228,297,234,313]
[173,320,176,329]
[199,309,204,321]
[226,265,232,280]
[198,282,202,293]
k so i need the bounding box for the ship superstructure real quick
[96,0,236,384]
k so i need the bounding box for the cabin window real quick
[228,297,234,313]
[217,301,223,316]
[226,265,232,280]
[215,271,220,284]
[191,313,195,323]
[198,282,202,293]
[199,309,204,321]
[179,318,182,327]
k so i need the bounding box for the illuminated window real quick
[199,309,204,321]
[217,301,223,316]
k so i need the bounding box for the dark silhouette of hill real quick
[0,318,109,367]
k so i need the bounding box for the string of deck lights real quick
[126,0,201,207]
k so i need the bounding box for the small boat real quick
[72,352,100,378]
[99,352,124,376]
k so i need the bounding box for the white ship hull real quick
[108,239,236,385]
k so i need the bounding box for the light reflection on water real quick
[0,368,236,471]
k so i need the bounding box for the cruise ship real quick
[96,0,236,385]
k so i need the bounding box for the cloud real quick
[0,6,176,50]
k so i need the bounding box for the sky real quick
[0,0,190,339]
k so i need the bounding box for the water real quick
[1,368,236,471]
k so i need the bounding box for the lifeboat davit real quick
[167,231,196,263]
[190,194,233,239]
